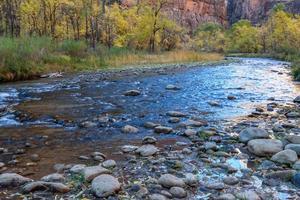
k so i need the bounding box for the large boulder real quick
[0,173,32,187]
[271,149,298,165]
[247,139,283,156]
[294,96,300,103]
[92,174,121,198]
[136,145,159,157]
[285,144,300,156]
[239,128,269,143]
[83,166,110,182]
[158,174,185,188]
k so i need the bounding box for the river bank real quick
[1,58,300,199]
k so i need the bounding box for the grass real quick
[0,37,223,82]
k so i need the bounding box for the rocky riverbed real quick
[0,58,300,199]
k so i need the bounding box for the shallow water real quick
[0,57,299,178]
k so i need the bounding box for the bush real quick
[58,40,87,58]
[292,61,300,81]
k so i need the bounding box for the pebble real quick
[235,190,261,200]
[136,145,159,156]
[149,194,168,200]
[154,126,173,134]
[166,111,187,117]
[70,164,86,174]
[143,136,157,144]
[102,160,116,168]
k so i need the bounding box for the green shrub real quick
[58,40,87,58]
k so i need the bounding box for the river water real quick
[0,57,299,178]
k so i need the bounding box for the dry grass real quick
[106,50,223,67]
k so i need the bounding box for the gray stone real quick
[204,142,217,150]
[247,139,283,156]
[166,84,181,90]
[149,194,168,200]
[271,149,298,164]
[41,173,65,182]
[122,125,139,133]
[223,176,239,185]
[23,181,70,193]
[184,129,197,137]
[235,190,261,200]
[184,119,207,127]
[208,101,220,107]
[70,164,86,174]
[184,173,198,186]
[205,182,225,190]
[168,117,180,123]
[293,160,300,170]
[92,174,121,198]
[265,170,297,181]
[294,96,300,103]
[83,166,110,182]
[142,136,157,144]
[239,128,269,143]
[136,145,159,156]
[286,112,300,118]
[166,111,187,117]
[144,122,160,129]
[286,135,300,144]
[122,145,139,153]
[169,186,187,198]
[285,144,300,155]
[0,173,32,187]
[216,194,236,200]
[102,160,116,168]
[124,90,141,96]
[154,126,173,134]
[158,174,185,188]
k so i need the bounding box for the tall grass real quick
[0,37,223,82]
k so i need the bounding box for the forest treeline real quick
[0,1,299,81]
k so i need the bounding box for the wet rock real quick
[143,136,157,144]
[272,124,285,132]
[235,190,261,200]
[204,142,217,150]
[122,125,139,133]
[168,117,180,123]
[136,145,159,156]
[158,174,185,188]
[205,182,225,190]
[216,193,235,200]
[144,122,160,129]
[124,90,141,96]
[184,173,198,186]
[286,112,300,118]
[78,155,90,160]
[166,111,187,117]
[53,164,66,173]
[23,181,70,193]
[285,144,300,155]
[293,160,300,170]
[294,96,300,103]
[149,194,168,200]
[83,166,111,182]
[271,149,298,164]
[239,128,269,143]
[80,121,97,128]
[122,145,139,153]
[70,164,86,174]
[265,170,297,181]
[182,148,192,154]
[41,173,65,182]
[247,139,283,156]
[169,186,187,198]
[208,101,220,107]
[30,154,40,162]
[0,173,32,187]
[227,95,236,100]
[91,152,106,159]
[166,84,181,90]
[102,160,116,168]
[292,173,300,187]
[154,126,173,134]
[91,174,121,198]
[184,129,197,137]
[184,119,207,127]
[223,176,239,185]
[286,135,300,144]
[258,160,278,170]
[136,187,149,198]
[0,162,5,168]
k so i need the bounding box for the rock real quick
[258,160,278,170]
[30,154,40,162]
[286,135,300,144]
[235,190,261,200]
[154,126,173,134]
[91,174,121,198]
[23,181,70,193]
[166,111,187,117]
[292,173,300,187]
[208,101,220,107]
[239,128,269,143]
[216,193,236,200]
[124,90,141,96]
[122,145,139,153]
[142,136,157,144]
[294,96,300,103]
[149,194,168,200]
[169,186,187,198]
[205,182,225,190]
[122,125,139,133]
[247,139,283,156]
[223,176,239,185]
[166,84,181,90]
[102,160,116,168]
[184,173,198,186]
[70,164,86,173]
[293,160,300,170]
[286,112,300,118]
[227,95,236,100]
[144,122,160,129]
[136,145,159,156]
[265,170,297,181]
[271,149,298,164]
[41,173,65,182]
[285,144,300,155]
[0,173,32,187]
[158,174,185,188]
[168,117,180,123]
[182,148,192,154]
[83,166,111,182]
[80,121,97,128]
[184,119,207,127]
[78,155,90,160]
[204,142,217,150]
[91,152,106,159]
[184,129,197,137]
[0,162,5,168]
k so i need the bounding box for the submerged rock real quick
[92,174,121,198]
[122,145,139,153]
[149,194,168,200]
[239,128,269,143]
[292,173,300,187]
[158,174,185,188]
[124,90,141,96]
[142,136,157,144]
[166,84,181,90]
[271,149,298,165]
[166,111,187,117]
[247,139,283,156]
[122,125,139,133]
